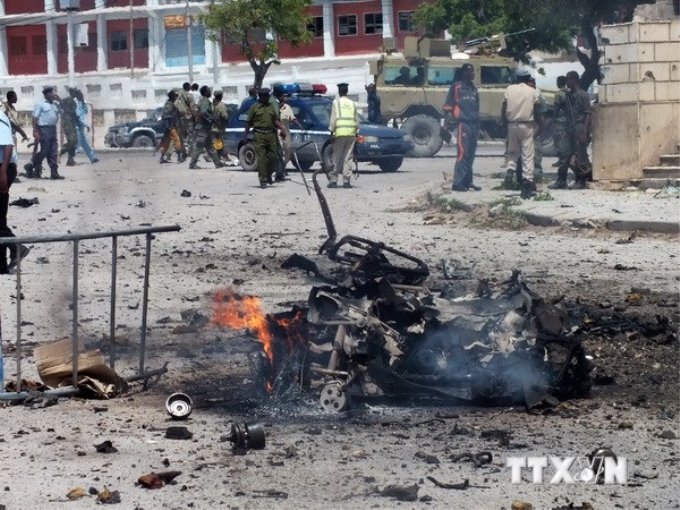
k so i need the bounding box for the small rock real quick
[659,430,677,439]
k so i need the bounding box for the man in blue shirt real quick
[74,89,99,163]
[24,86,64,180]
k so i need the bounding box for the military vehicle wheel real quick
[378,157,403,172]
[238,142,258,172]
[401,115,443,158]
[131,134,154,148]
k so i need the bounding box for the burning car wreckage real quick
[214,170,593,411]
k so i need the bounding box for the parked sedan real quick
[224,92,413,172]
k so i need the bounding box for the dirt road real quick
[0,150,677,509]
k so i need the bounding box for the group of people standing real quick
[156,82,237,170]
[444,63,593,198]
[18,86,100,181]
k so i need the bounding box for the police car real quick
[223,83,414,172]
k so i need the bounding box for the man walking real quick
[502,69,543,199]
[328,83,358,188]
[25,86,64,180]
[1,91,29,150]
[277,92,302,170]
[74,89,99,164]
[243,88,284,188]
[549,76,570,187]
[59,88,79,167]
[189,85,224,170]
[177,82,196,160]
[158,90,184,164]
[443,63,481,192]
[0,109,29,273]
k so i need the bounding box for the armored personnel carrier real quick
[370,36,517,157]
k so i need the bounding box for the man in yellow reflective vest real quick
[328,83,358,188]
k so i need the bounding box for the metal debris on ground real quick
[94,440,118,454]
[165,392,194,419]
[378,483,419,502]
[137,471,182,489]
[165,426,193,440]
[221,422,266,452]
[426,476,470,490]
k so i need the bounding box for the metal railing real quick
[1,224,181,399]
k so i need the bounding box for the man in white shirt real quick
[0,110,29,273]
[502,69,544,199]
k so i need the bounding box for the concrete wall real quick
[635,0,678,21]
[593,20,680,181]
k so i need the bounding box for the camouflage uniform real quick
[211,100,229,160]
[158,98,183,162]
[189,96,222,169]
[177,90,196,158]
[552,86,570,167]
[59,96,79,165]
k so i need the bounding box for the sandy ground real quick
[0,148,678,510]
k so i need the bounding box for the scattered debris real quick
[511,502,534,510]
[96,487,122,504]
[165,392,194,420]
[379,483,419,502]
[221,422,266,452]
[137,471,182,489]
[426,476,469,490]
[180,189,192,197]
[9,197,39,207]
[165,426,193,440]
[450,451,493,467]
[66,487,87,500]
[659,430,677,439]
[94,440,118,454]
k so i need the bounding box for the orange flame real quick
[211,290,274,363]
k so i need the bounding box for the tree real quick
[200,0,313,89]
[413,0,655,90]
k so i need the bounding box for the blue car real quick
[224,87,414,173]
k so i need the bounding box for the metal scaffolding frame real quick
[0,224,181,400]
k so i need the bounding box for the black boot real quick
[520,181,536,199]
[548,180,568,189]
[24,162,35,179]
[50,169,65,180]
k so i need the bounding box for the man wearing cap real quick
[243,88,285,188]
[443,63,481,192]
[329,83,358,188]
[502,69,543,199]
[189,85,224,170]
[25,86,64,180]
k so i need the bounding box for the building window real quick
[398,11,415,32]
[32,35,47,55]
[9,37,27,56]
[110,30,127,52]
[364,13,383,35]
[338,15,357,36]
[134,28,149,49]
[307,16,323,37]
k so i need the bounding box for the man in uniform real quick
[158,90,184,164]
[25,86,64,180]
[0,108,29,273]
[178,82,196,160]
[566,70,592,189]
[366,83,382,124]
[243,88,284,188]
[59,87,79,166]
[328,82,358,188]
[277,92,303,170]
[502,68,543,199]
[189,86,224,170]
[443,63,481,192]
[211,90,234,165]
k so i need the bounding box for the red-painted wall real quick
[57,21,97,74]
[106,18,149,69]
[7,25,48,76]
[278,5,324,59]
[333,0,382,56]
[5,0,44,15]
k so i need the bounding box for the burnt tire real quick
[378,157,403,172]
[131,134,155,148]
[401,114,444,158]
[238,142,257,172]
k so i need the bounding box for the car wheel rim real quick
[412,127,432,146]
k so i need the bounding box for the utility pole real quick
[67,10,75,86]
[129,0,134,78]
[186,0,193,83]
